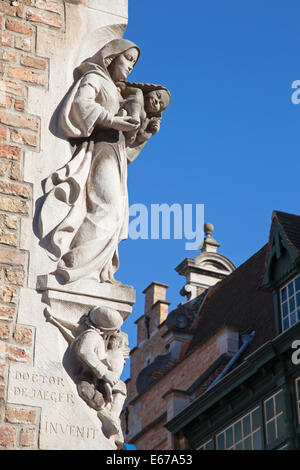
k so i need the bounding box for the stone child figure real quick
[72,306,128,444]
[101,331,129,403]
[117,81,171,145]
[97,331,129,439]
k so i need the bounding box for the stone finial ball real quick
[204,222,214,236]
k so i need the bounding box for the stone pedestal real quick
[37,275,136,323]
[5,278,135,450]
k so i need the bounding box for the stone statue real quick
[38,38,170,284]
[117,81,171,145]
[45,305,129,448]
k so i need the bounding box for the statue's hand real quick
[112,116,140,132]
[148,119,161,135]
[102,371,119,388]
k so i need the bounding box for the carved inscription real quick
[12,371,75,405]
[44,421,98,440]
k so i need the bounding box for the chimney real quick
[135,282,170,345]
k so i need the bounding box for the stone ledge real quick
[37,274,136,321]
[65,0,128,18]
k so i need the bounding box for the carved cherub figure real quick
[44,305,128,447]
[97,331,129,443]
[101,331,129,403]
[117,81,171,145]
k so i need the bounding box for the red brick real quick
[35,0,63,14]
[0,49,17,63]
[0,383,5,399]
[1,285,17,304]
[0,305,15,321]
[0,63,6,77]
[4,266,25,285]
[4,215,17,230]
[0,143,21,160]
[0,425,15,449]
[5,19,33,36]
[21,55,47,70]
[26,8,62,28]
[0,79,26,97]
[0,180,29,198]
[5,407,36,424]
[0,322,9,339]
[0,93,12,109]
[14,325,32,345]
[0,31,12,46]
[14,99,25,112]
[0,161,9,176]
[11,129,37,147]
[0,110,38,131]
[0,230,17,246]
[0,196,28,213]
[5,343,29,362]
[19,427,36,447]
[0,362,6,380]
[0,1,24,18]
[10,161,21,180]
[0,246,24,264]
[0,125,7,141]
[8,66,46,86]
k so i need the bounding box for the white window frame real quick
[280,275,300,332]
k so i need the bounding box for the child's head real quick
[144,89,170,116]
[108,331,129,350]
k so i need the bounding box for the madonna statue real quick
[38,38,170,284]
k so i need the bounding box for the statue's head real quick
[107,47,139,82]
[77,38,140,82]
[144,89,171,116]
[88,305,123,334]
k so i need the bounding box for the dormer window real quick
[280,275,300,331]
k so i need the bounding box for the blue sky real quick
[118,0,300,380]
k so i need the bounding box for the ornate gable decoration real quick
[262,212,300,290]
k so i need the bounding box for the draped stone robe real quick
[39,64,129,283]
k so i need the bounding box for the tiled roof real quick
[186,245,275,356]
[273,210,300,254]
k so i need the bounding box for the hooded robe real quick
[38,39,140,283]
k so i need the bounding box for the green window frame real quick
[295,377,300,424]
[280,275,300,331]
[264,389,285,445]
[216,406,262,450]
[197,438,214,450]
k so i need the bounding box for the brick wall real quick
[0,0,64,449]
[125,327,226,450]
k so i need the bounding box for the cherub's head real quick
[144,89,171,116]
[108,331,129,352]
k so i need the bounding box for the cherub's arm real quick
[135,118,161,144]
[118,84,145,121]
[118,83,144,101]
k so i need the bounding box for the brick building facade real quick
[122,211,300,450]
